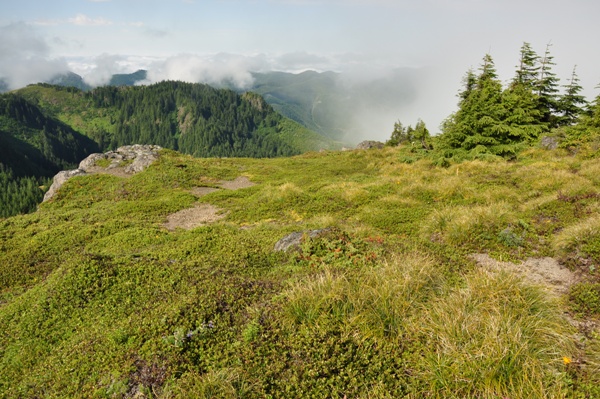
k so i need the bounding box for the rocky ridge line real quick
[43,145,162,202]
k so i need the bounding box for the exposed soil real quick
[163,204,226,231]
[218,176,255,190]
[163,176,255,231]
[471,253,577,295]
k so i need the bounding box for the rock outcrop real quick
[274,228,332,253]
[43,145,162,202]
[355,140,384,150]
[540,136,559,150]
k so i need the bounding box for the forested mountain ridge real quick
[0,81,337,217]
[10,68,418,142]
[15,81,336,157]
[0,93,100,217]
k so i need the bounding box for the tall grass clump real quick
[415,269,577,399]
[552,214,600,269]
[282,252,444,337]
[421,202,517,248]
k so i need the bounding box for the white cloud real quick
[147,53,270,89]
[79,54,128,86]
[68,14,112,26]
[0,23,69,90]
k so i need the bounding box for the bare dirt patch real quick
[165,176,255,231]
[471,253,577,295]
[218,176,255,190]
[163,204,227,231]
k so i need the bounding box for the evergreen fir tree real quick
[558,65,588,126]
[459,69,477,101]
[536,43,561,127]
[512,42,539,89]
[441,54,507,152]
[413,119,431,150]
[441,53,544,157]
[386,121,407,146]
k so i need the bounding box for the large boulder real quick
[43,169,87,202]
[540,136,559,150]
[43,145,162,202]
[78,145,162,173]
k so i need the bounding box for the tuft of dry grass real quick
[552,214,600,256]
[282,252,444,338]
[416,268,577,398]
[420,202,516,245]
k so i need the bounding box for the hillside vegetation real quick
[0,82,338,217]
[15,81,336,157]
[1,144,599,398]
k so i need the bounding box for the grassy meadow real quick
[1,145,599,398]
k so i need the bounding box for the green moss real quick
[570,283,600,316]
[1,147,600,398]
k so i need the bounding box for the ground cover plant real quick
[1,145,599,398]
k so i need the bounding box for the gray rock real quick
[44,145,162,202]
[540,136,559,150]
[355,140,384,150]
[274,228,332,252]
[79,145,161,173]
[122,145,161,173]
[43,169,87,202]
[78,153,107,170]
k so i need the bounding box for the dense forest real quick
[85,82,300,157]
[0,94,100,217]
[0,81,334,218]
[388,43,600,162]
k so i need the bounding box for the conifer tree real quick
[441,54,507,152]
[413,119,431,150]
[513,42,539,89]
[459,69,477,101]
[386,121,407,146]
[558,65,588,126]
[586,86,600,128]
[441,53,544,157]
[536,43,561,127]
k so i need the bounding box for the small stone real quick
[274,228,332,252]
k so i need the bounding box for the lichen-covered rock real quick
[43,169,87,202]
[355,140,384,150]
[79,145,162,173]
[43,145,162,202]
[274,228,332,252]
[540,136,559,150]
[122,145,162,173]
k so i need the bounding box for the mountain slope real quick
[109,69,148,86]
[249,69,420,142]
[48,72,92,91]
[0,82,338,217]
[0,93,101,216]
[0,146,599,398]
[16,81,337,157]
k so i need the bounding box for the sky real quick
[1,0,600,139]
